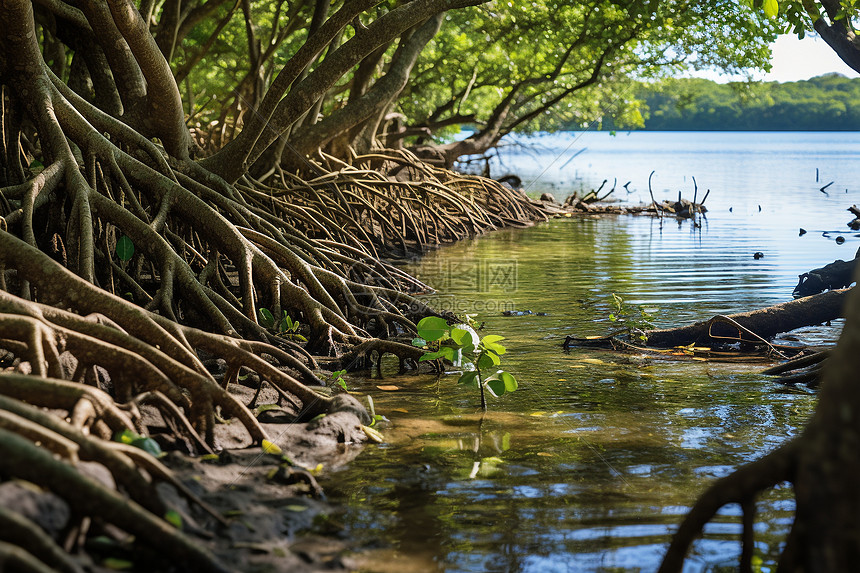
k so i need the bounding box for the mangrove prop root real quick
[0,508,84,573]
[0,6,561,570]
[658,441,798,573]
[0,427,230,573]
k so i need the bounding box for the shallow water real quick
[319,133,859,572]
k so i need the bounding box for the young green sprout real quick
[412,317,518,411]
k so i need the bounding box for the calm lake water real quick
[320,132,860,572]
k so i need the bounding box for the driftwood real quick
[793,251,859,298]
[564,289,848,350]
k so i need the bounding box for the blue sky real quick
[695,34,860,83]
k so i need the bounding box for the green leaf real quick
[458,371,479,388]
[763,0,778,18]
[481,335,505,344]
[477,350,501,370]
[499,371,518,392]
[411,337,427,347]
[115,429,136,444]
[164,509,183,529]
[419,346,456,363]
[416,316,449,342]
[115,235,134,262]
[29,158,43,170]
[258,308,275,328]
[130,436,163,458]
[253,403,281,416]
[115,429,162,458]
[439,346,457,362]
[336,378,347,391]
[450,327,470,346]
[487,378,506,397]
[419,350,445,362]
[483,341,506,355]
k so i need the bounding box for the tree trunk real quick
[290,13,444,158]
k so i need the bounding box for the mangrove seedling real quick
[258,309,308,342]
[331,369,348,392]
[608,293,655,342]
[412,316,518,411]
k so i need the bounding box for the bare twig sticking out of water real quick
[648,170,662,222]
[597,178,617,202]
[821,181,834,195]
[692,177,698,214]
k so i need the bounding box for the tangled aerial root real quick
[0,6,557,566]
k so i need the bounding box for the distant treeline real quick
[602,74,860,131]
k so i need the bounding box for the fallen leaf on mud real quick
[261,439,282,454]
[585,335,602,339]
[557,378,567,382]
[692,357,708,361]
[578,358,605,365]
[284,505,308,512]
[376,385,400,391]
[537,452,555,457]
[391,408,409,413]
[530,411,546,416]
[569,364,584,368]
[362,425,385,443]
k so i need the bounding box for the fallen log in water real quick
[793,253,859,298]
[564,288,848,351]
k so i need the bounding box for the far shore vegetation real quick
[597,73,860,131]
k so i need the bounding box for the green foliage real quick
[115,235,134,262]
[399,0,777,142]
[257,308,307,342]
[412,316,518,411]
[608,293,654,343]
[607,75,860,132]
[114,429,163,458]
[331,369,348,392]
[763,0,780,18]
[164,509,183,529]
